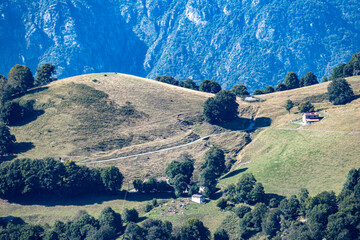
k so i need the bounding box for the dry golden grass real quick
[12,73,213,161]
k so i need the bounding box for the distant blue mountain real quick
[0,0,359,90]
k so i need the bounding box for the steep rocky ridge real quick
[1,0,359,90]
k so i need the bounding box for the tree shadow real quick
[264,193,286,205]
[9,109,45,127]
[253,117,272,129]
[4,191,176,207]
[26,86,49,95]
[217,117,251,131]
[221,168,248,180]
[11,142,35,154]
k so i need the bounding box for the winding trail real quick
[80,121,359,165]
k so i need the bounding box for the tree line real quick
[3,167,360,240]
[0,158,124,198]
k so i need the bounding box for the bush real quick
[298,101,314,113]
[327,78,354,105]
[145,204,153,213]
[233,205,251,218]
[123,208,139,223]
[217,198,228,210]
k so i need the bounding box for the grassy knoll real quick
[11,73,213,162]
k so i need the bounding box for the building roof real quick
[192,194,204,198]
[303,112,319,116]
[305,118,320,122]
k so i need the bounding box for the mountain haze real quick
[1,0,359,90]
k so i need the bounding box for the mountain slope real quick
[1,0,360,90]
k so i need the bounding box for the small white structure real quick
[302,112,320,125]
[191,194,205,204]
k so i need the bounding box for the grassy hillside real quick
[221,76,360,196]
[10,73,251,181]
[2,74,359,233]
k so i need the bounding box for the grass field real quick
[221,76,360,196]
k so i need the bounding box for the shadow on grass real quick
[221,168,248,180]
[253,117,272,129]
[26,86,49,95]
[11,142,35,154]
[264,193,285,205]
[4,191,175,207]
[217,117,251,131]
[9,109,45,127]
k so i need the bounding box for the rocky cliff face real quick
[1,0,359,90]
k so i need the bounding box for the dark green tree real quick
[264,86,275,94]
[155,75,178,85]
[342,168,359,191]
[0,122,16,157]
[235,173,257,204]
[100,166,124,192]
[285,99,294,114]
[123,208,139,223]
[300,72,318,87]
[213,229,229,240]
[322,76,329,82]
[203,90,239,123]
[326,212,358,240]
[327,78,354,105]
[233,205,251,218]
[202,147,225,178]
[199,167,217,197]
[298,101,314,113]
[262,209,282,238]
[279,196,300,220]
[179,78,198,90]
[231,84,249,96]
[330,63,347,80]
[199,79,221,93]
[98,206,122,233]
[142,219,173,240]
[180,218,210,240]
[253,89,264,95]
[35,63,57,86]
[248,182,265,204]
[216,198,228,210]
[275,82,287,91]
[123,223,145,240]
[284,72,300,89]
[7,64,34,95]
[173,174,188,197]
